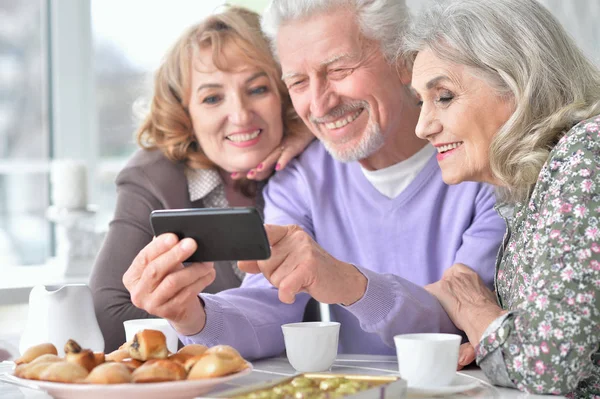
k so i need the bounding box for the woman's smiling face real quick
[188,46,284,173]
[411,48,514,185]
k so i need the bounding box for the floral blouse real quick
[476,116,600,398]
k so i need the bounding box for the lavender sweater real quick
[180,142,505,359]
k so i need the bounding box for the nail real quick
[247,170,255,177]
[275,163,281,171]
[180,238,195,251]
[163,234,177,246]
[231,172,238,178]
[256,163,264,171]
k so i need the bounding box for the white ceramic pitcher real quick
[19,284,104,356]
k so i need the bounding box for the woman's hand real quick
[122,233,216,336]
[425,263,506,346]
[233,126,315,181]
[457,343,475,370]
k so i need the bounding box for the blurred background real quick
[0,0,599,271]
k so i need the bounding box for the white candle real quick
[50,159,88,209]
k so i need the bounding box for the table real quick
[0,354,564,399]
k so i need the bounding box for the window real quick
[0,0,227,270]
[0,0,50,266]
[92,0,227,215]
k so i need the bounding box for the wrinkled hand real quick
[122,233,216,335]
[233,126,315,181]
[238,225,367,305]
[425,263,504,345]
[457,342,475,370]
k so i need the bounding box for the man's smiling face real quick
[276,8,408,163]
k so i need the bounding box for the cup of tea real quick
[281,321,340,372]
[394,333,461,388]
[123,318,179,353]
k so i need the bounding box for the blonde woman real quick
[89,6,313,351]
[405,0,600,396]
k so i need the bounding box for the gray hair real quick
[261,0,409,63]
[402,0,600,203]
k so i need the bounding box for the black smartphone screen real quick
[150,207,271,263]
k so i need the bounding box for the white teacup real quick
[123,318,179,354]
[281,321,340,372]
[394,333,461,388]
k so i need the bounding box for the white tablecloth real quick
[0,353,565,399]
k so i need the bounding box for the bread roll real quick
[38,361,89,383]
[15,343,58,365]
[129,330,168,361]
[85,362,132,384]
[131,359,186,383]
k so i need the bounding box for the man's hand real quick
[425,263,505,345]
[122,233,216,336]
[238,224,367,305]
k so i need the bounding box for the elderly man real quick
[124,0,504,360]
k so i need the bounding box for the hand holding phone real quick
[150,207,271,263]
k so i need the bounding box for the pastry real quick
[187,353,246,379]
[118,341,132,351]
[38,361,89,383]
[85,362,132,384]
[93,352,106,367]
[183,354,206,373]
[15,343,58,365]
[66,349,96,372]
[64,339,96,372]
[205,345,243,358]
[105,349,130,362]
[186,347,247,379]
[64,339,83,354]
[184,345,244,372]
[16,362,51,380]
[129,330,168,361]
[14,357,63,380]
[131,359,186,383]
[168,344,208,365]
[119,358,144,371]
[28,354,63,366]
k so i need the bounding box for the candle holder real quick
[46,205,106,277]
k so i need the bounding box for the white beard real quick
[322,119,385,163]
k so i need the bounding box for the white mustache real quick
[309,101,369,124]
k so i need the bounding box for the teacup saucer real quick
[407,373,480,396]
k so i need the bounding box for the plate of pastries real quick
[1,329,252,399]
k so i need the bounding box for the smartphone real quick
[149,207,271,263]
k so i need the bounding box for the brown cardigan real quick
[89,149,242,352]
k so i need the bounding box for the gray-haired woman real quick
[404,0,600,396]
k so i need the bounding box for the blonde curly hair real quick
[136,6,301,170]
